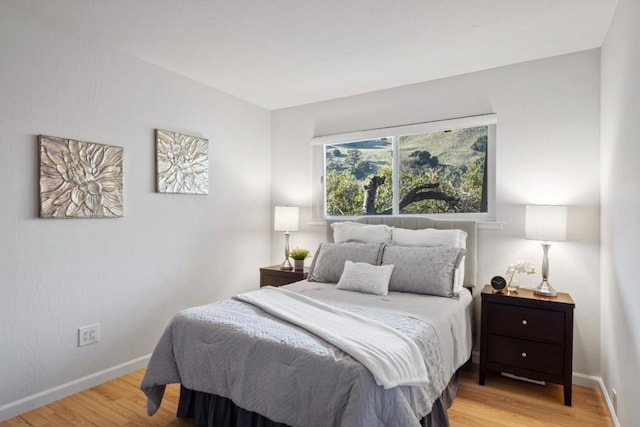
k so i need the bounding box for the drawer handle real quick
[521,319,528,325]
[521,352,527,358]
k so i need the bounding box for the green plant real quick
[288,247,309,260]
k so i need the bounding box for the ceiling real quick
[3,0,618,110]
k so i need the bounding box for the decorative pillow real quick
[330,221,392,243]
[308,242,385,283]
[391,228,468,291]
[336,261,395,296]
[382,245,465,297]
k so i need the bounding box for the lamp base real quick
[533,280,557,297]
[280,231,293,270]
[280,259,293,271]
[535,243,557,297]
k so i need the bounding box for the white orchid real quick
[505,260,536,287]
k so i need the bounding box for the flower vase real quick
[507,277,520,292]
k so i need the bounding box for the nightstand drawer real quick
[487,303,565,343]
[487,335,564,376]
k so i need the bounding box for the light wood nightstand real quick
[259,265,308,287]
[479,284,575,406]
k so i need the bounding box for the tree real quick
[326,156,484,215]
[352,160,375,180]
[408,150,439,169]
[362,175,385,214]
[362,170,460,215]
[343,149,362,175]
[397,165,463,214]
[325,169,363,216]
[472,135,487,153]
[459,157,485,212]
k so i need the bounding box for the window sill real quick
[477,221,504,230]
[309,218,505,230]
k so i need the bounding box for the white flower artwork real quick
[155,129,209,194]
[39,135,124,218]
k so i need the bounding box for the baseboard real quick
[572,371,601,389]
[596,376,621,427]
[0,354,151,422]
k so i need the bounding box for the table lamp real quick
[274,206,299,270]
[525,205,567,297]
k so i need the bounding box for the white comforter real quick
[235,286,429,389]
[141,282,473,427]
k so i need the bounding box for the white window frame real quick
[310,114,497,221]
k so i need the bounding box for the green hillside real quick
[399,126,486,167]
[326,126,487,173]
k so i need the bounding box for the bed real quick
[141,217,477,427]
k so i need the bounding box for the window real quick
[313,115,496,219]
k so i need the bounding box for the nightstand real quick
[479,285,575,406]
[259,265,308,287]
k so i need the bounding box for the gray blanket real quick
[141,282,473,427]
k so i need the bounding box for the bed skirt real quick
[176,371,459,427]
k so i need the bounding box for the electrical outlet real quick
[78,324,100,347]
[611,388,617,414]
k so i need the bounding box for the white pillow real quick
[391,228,468,291]
[331,221,392,243]
[391,227,467,247]
[336,260,394,296]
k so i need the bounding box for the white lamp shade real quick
[525,205,567,242]
[274,206,299,232]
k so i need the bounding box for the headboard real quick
[326,217,477,289]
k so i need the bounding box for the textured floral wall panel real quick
[39,135,124,218]
[156,129,209,194]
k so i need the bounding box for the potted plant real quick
[288,247,310,271]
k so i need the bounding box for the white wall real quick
[601,0,640,424]
[0,4,271,418]
[271,50,601,378]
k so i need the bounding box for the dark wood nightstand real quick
[259,265,308,287]
[479,285,575,406]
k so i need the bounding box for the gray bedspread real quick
[141,282,473,427]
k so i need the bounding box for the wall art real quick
[155,129,209,194]
[39,135,124,218]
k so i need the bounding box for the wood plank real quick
[450,364,613,427]
[1,365,612,426]
[10,411,49,427]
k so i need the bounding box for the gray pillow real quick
[308,242,384,283]
[382,245,465,297]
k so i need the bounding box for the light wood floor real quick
[1,364,612,426]
[449,365,613,426]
